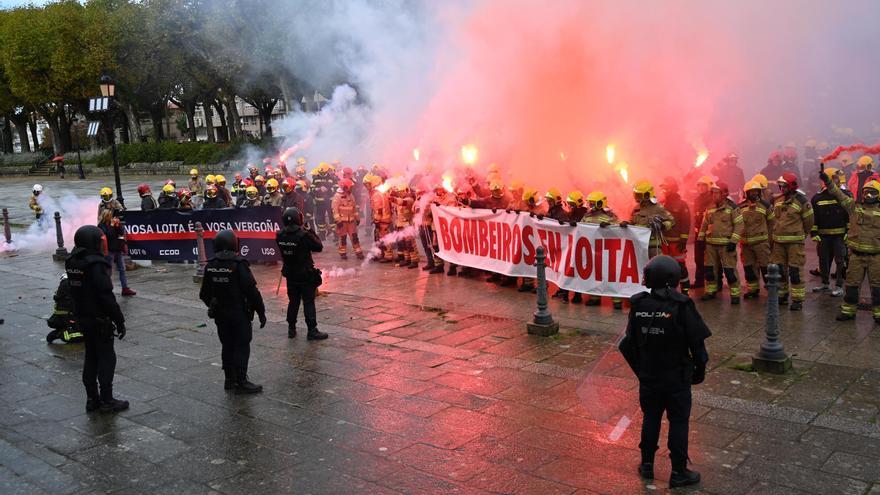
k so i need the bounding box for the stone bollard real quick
[2,208,11,244]
[193,222,207,283]
[752,264,792,373]
[527,246,559,336]
[52,211,69,261]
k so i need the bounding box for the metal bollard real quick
[193,222,207,283]
[2,208,11,245]
[752,264,792,373]
[527,246,559,336]
[52,211,69,261]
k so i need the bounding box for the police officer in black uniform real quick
[619,255,710,488]
[199,229,267,394]
[276,207,327,340]
[65,225,129,413]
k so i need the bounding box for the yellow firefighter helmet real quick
[823,167,840,179]
[522,189,538,203]
[751,174,768,189]
[205,174,216,185]
[99,187,113,200]
[266,178,279,193]
[697,175,714,187]
[863,180,880,196]
[566,190,584,206]
[245,186,259,200]
[743,180,762,193]
[858,155,874,169]
[214,174,226,186]
[162,184,175,194]
[586,191,607,210]
[296,157,306,166]
[189,168,199,176]
[632,180,654,199]
[545,188,562,202]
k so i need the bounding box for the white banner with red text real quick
[431,205,652,298]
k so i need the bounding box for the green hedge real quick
[0,151,50,167]
[90,138,274,167]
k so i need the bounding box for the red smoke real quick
[405,0,744,211]
[822,143,880,162]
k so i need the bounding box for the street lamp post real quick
[99,74,124,207]
[71,116,85,179]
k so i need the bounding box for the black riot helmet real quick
[213,229,239,259]
[73,225,105,254]
[282,207,303,226]
[642,255,681,289]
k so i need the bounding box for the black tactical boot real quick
[447,265,457,276]
[669,465,701,488]
[99,386,130,413]
[429,265,444,274]
[85,384,101,413]
[585,297,601,306]
[730,296,740,305]
[422,263,434,271]
[743,290,759,299]
[700,291,716,301]
[307,328,329,341]
[518,282,533,292]
[46,329,63,343]
[571,293,583,304]
[288,325,297,339]
[612,300,623,310]
[234,375,263,395]
[836,312,855,321]
[223,368,235,390]
[789,300,803,311]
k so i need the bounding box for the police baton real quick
[275,270,283,295]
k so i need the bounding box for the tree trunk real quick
[1,116,12,153]
[121,103,143,143]
[28,115,39,151]
[260,102,276,138]
[279,77,293,116]
[185,106,196,141]
[212,99,227,142]
[12,117,30,152]
[203,102,215,143]
[149,105,165,141]
[58,113,72,152]
[45,115,63,156]
[224,93,242,139]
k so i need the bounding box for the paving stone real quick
[821,451,880,482]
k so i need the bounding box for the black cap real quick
[643,255,681,289]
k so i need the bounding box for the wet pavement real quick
[1,176,880,494]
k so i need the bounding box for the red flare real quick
[823,143,880,162]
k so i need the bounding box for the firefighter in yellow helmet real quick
[215,175,232,206]
[810,167,850,297]
[691,176,715,288]
[580,191,624,309]
[739,180,772,298]
[158,183,180,209]
[697,181,744,303]
[545,188,567,222]
[521,189,545,215]
[263,178,284,207]
[29,184,44,225]
[472,181,511,210]
[848,155,878,202]
[363,174,392,263]
[188,168,204,208]
[750,173,771,202]
[331,178,362,259]
[389,182,419,268]
[820,171,880,323]
[621,180,674,259]
[240,186,262,208]
[98,187,124,222]
[769,173,813,310]
[205,174,216,187]
[507,180,526,211]
[203,184,226,209]
[659,177,692,294]
[311,162,337,241]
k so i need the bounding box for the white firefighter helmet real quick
[33,184,43,193]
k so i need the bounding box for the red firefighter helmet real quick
[242,178,254,188]
[177,188,192,200]
[342,167,354,178]
[164,178,176,187]
[782,149,797,161]
[777,173,798,189]
[339,178,354,189]
[282,177,295,193]
[137,183,151,195]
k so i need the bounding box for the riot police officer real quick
[199,230,267,394]
[276,207,328,340]
[618,255,710,488]
[65,225,128,413]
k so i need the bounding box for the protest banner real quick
[121,206,282,261]
[431,205,652,298]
